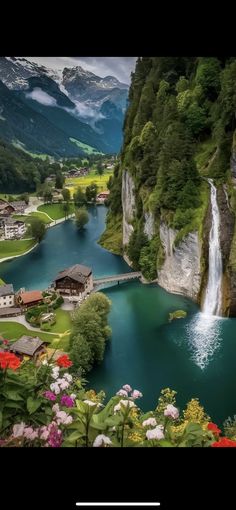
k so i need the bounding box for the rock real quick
[169,310,187,321]
[144,211,155,240]
[158,222,201,301]
[122,170,136,246]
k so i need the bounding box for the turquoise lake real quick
[1,205,236,424]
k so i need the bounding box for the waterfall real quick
[202,179,223,316]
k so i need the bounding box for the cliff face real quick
[158,224,201,300]
[122,170,136,246]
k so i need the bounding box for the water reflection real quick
[187,312,224,369]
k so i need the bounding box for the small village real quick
[0,263,94,362]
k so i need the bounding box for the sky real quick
[26,57,137,84]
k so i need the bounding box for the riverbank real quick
[0,240,38,263]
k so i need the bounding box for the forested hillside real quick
[101,57,236,313]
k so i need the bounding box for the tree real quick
[97,161,104,177]
[31,219,46,243]
[85,182,98,202]
[62,188,70,202]
[43,190,53,204]
[75,207,89,229]
[55,172,65,189]
[63,201,70,219]
[70,333,92,371]
[74,187,87,206]
[18,193,29,204]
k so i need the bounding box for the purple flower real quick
[60,395,75,408]
[116,389,128,397]
[44,391,57,401]
[47,423,62,447]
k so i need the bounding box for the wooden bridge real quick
[93,272,142,288]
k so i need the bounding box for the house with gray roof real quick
[10,335,46,359]
[54,264,93,295]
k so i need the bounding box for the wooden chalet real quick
[16,290,43,309]
[10,335,46,360]
[54,264,93,296]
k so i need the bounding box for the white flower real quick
[131,390,143,400]
[60,380,70,390]
[63,373,72,383]
[122,384,132,393]
[116,389,128,397]
[70,393,76,400]
[146,425,164,441]
[52,403,60,414]
[164,404,179,420]
[50,382,61,395]
[40,427,50,441]
[83,399,97,406]
[42,359,48,366]
[12,422,25,438]
[93,434,112,447]
[51,367,60,380]
[142,417,157,428]
[114,399,136,413]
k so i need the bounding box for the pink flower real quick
[142,417,157,428]
[60,395,74,408]
[146,425,164,441]
[122,384,132,393]
[164,404,179,420]
[56,410,73,425]
[12,422,25,438]
[131,390,143,400]
[24,427,39,441]
[50,382,60,395]
[44,391,57,401]
[52,403,60,414]
[116,389,128,397]
[40,426,50,441]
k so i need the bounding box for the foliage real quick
[31,218,46,243]
[139,236,163,280]
[169,310,187,321]
[61,188,70,202]
[69,293,111,373]
[55,172,65,189]
[75,207,89,229]
[85,182,98,202]
[73,187,87,206]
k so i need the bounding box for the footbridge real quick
[93,272,142,289]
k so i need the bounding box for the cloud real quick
[25,87,57,106]
[25,57,137,83]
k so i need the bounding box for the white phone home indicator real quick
[76,504,161,507]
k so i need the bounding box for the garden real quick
[0,344,235,447]
[25,292,64,330]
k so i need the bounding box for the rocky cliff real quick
[122,170,136,246]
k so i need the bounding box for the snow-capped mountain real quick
[0,57,129,155]
[0,57,60,89]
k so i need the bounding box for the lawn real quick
[69,137,103,155]
[49,308,72,334]
[37,203,75,220]
[65,169,113,196]
[13,212,51,226]
[0,239,36,259]
[0,321,55,343]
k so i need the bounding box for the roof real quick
[54,264,92,284]
[18,290,43,304]
[0,202,15,211]
[10,201,26,208]
[4,218,25,226]
[0,307,21,317]
[0,284,14,297]
[10,336,44,356]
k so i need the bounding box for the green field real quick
[49,309,72,334]
[12,141,51,161]
[0,239,36,260]
[0,321,55,343]
[13,212,51,226]
[65,169,112,195]
[37,203,75,220]
[70,137,103,155]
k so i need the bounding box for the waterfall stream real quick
[202,179,223,316]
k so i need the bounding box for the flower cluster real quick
[50,368,73,395]
[56,355,73,368]
[52,404,73,425]
[0,352,21,370]
[116,384,143,400]
[12,421,62,447]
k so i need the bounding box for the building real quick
[10,201,27,214]
[96,191,110,203]
[0,284,15,308]
[10,335,46,360]
[54,264,93,296]
[16,290,43,309]
[4,218,27,239]
[0,201,15,216]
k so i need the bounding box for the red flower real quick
[3,340,9,345]
[207,422,221,436]
[211,437,236,447]
[56,355,73,368]
[0,352,21,370]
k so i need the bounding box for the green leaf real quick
[158,439,175,447]
[104,415,123,427]
[4,402,24,410]
[90,414,108,431]
[3,391,24,401]
[0,411,2,430]
[67,431,84,443]
[27,397,42,415]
